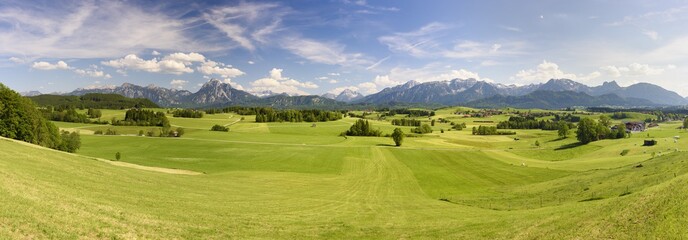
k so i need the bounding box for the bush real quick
[620,149,630,156]
[412,124,433,134]
[211,124,229,132]
[94,130,104,135]
[345,119,381,137]
[57,131,81,153]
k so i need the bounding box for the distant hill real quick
[29,93,160,109]
[465,90,659,109]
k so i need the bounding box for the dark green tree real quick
[391,128,404,146]
[576,118,598,144]
[115,152,121,161]
[58,131,81,153]
[558,123,569,138]
[0,83,61,149]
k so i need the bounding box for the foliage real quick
[58,131,81,153]
[211,124,229,132]
[576,118,598,144]
[115,152,121,161]
[684,118,688,129]
[576,117,627,144]
[113,109,170,127]
[391,118,421,126]
[0,83,61,149]
[345,119,381,136]
[172,109,204,118]
[451,122,466,130]
[387,108,435,117]
[497,116,573,130]
[558,124,570,138]
[86,108,102,118]
[391,128,404,146]
[29,93,159,109]
[472,126,516,135]
[412,124,433,134]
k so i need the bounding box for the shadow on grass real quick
[555,142,586,150]
[547,137,568,143]
[376,144,397,147]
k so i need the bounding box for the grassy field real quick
[1,109,687,238]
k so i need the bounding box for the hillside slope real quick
[0,137,686,238]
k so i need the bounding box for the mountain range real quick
[61,78,687,109]
[357,78,687,106]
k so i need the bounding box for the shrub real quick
[211,124,229,132]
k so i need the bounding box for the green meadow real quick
[2,108,687,239]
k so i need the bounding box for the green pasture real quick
[1,108,687,238]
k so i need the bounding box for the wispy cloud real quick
[280,36,372,66]
[379,22,522,60]
[0,1,212,58]
[203,2,287,51]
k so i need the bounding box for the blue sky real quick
[1,0,687,96]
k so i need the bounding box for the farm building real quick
[624,122,646,132]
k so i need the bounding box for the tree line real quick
[172,109,204,118]
[576,116,629,144]
[0,83,81,152]
[472,126,516,135]
[29,93,159,110]
[391,118,421,126]
[497,116,575,130]
[255,109,342,122]
[112,109,170,127]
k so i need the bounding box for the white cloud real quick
[329,79,338,84]
[328,72,340,76]
[357,82,378,94]
[102,54,193,75]
[151,50,161,56]
[379,63,487,85]
[600,63,668,77]
[0,1,212,58]
[197,60,245,78]
[249,68,318,95]
[642,30,659,40]
[373,75,402,88]
[102,52,243,77]
[379,22,522,59]
[511,60,600,84]
[163,52,206,63]
[248,61,255,65]
[280,36,372,66]
[31,60,70,70]
[220,78,245,90]
[74,68,111,79]
[8,57,27,64]
[170,79,188,89]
